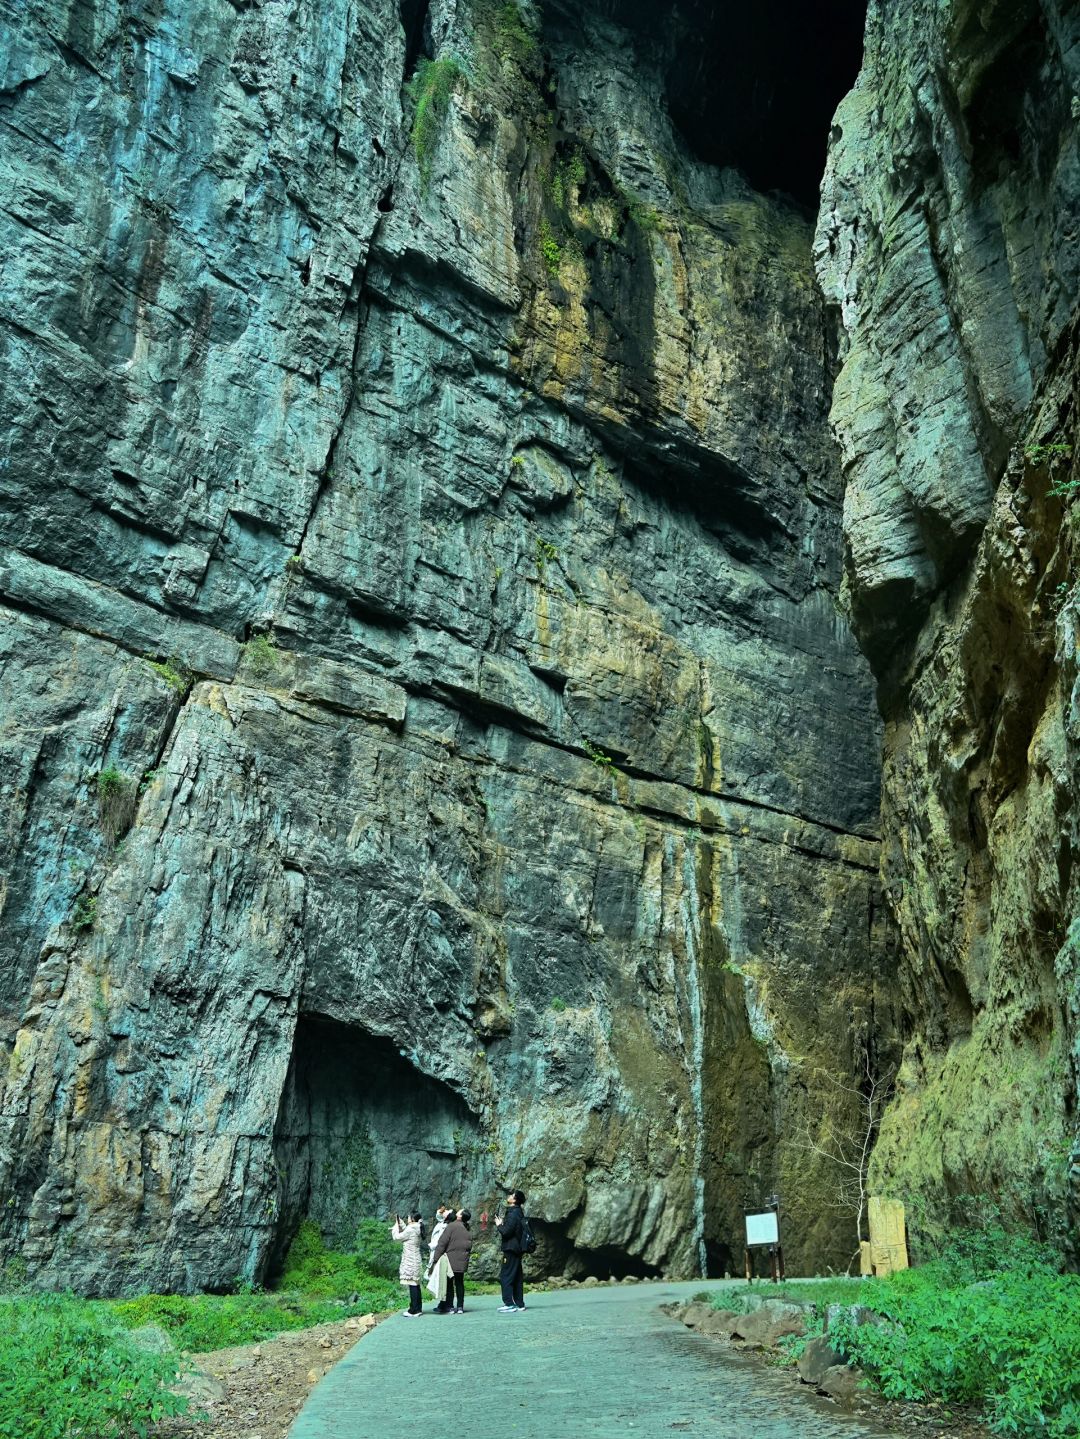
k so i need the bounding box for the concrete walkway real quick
[289,1280,902,1439]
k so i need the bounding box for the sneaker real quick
[496,1304,519,1313]
[403,1310,422,1317]
[453,1306,464,1314]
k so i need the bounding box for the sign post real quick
[743,1195,783,1283]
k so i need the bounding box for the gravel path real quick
[288,1280,907,1439]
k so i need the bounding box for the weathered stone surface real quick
[797,1336,842,1387]
[696,1308,740,1339]
[0,0,890,1293]
[678,1301,714,1330]
[817,0,1080,1250]
[819,1364,864,1403]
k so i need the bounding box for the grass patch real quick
[109,1283,396,1354]
[702,1227,1080,1434]
[0,1294,187,1439]
[244,633,279,678]
[709,1277,868,1314]
[279,1219,402,1300]
[144,655,191,697]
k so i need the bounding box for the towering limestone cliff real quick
[816,0,1080,1249]
[0,0,891,1291]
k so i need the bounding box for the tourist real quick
[430,1207,474,1314]
[427,1203,455,1313]
[494,1189,527,1312]
[391,1211,425,1316]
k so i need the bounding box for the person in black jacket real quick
[494,1188,527,1312]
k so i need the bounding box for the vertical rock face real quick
[817,0,1080,1247]
[0,0,887,1291]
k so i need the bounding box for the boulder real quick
[797,1335,842,1386]
[126,1323,175,1355]
[697,1309,740,1339]
[173,1369,227,1406]
[819,1364,865,1403]
[679,1302,715,1329]
[732,1309,779,1345]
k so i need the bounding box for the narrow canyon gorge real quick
[0,0,1077,1293]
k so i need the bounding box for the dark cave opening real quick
[589,0,868,210]
[530,1219,664,1281]
[269,1015,484,1271]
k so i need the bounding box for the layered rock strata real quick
[0,0,887,1291]
[816,0,1080,1248]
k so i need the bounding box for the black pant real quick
[500,1253,524,1307]
[407,1283,422,1314]
[451,1272,465,1309]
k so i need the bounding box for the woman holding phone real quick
[429,1208,473,1314]
[390,1211,425,1316]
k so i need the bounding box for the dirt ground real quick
[152,1315,382,1439]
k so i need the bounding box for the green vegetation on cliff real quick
[405,56,467,190]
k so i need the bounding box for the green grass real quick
[706,1226,1080,1438]
[144,655,190,696]
[244,632,279,678]
[0,1294,188,1439]
[708,1277,867,1314]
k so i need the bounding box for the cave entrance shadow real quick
[268,1014,484,1274]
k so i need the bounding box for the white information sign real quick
[744,1211,779,1247]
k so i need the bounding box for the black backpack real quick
[520,1214,537,1255]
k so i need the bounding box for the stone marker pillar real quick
[867,1196,908,1275]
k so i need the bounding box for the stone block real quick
[797,1336,842,1386]
[819,1364,864,1402]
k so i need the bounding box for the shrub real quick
[71,893,98,932]
[489,1,536,66]
[277,1220,400,1306]
[0,1294,187,1439]
[538,219,561,277]
[354,1218,399,1280]
[583,739,615,773]
[405,56,466,190]
[244,633,279,678]
[828,1234,1080,1437]
[96,766,135,844]
[144,656,190,696]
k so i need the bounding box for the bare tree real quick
[794,1047,895,1271]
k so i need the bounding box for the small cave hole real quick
[377,184,394,213]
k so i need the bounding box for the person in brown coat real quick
[429,1208,473,1314]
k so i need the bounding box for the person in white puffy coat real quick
[391,1212,425,1316]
